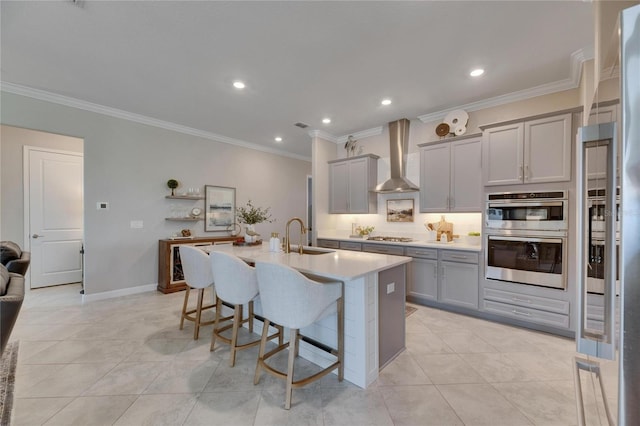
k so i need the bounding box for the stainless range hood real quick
[375,118,420,193]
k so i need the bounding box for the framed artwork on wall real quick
[386,199,414,222]
[205,185,236,232]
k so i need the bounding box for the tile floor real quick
[8,283,618,425]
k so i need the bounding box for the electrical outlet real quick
[387,282,395,294]
[130,220,143,229]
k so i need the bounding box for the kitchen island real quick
[206,242,411,388]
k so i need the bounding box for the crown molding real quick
[418,47,595,124]
[336,126,383,144]
[0,81,311,162]
[307,130,338,143]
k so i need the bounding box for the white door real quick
[26,148,83,288]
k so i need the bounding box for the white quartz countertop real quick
[205,242,411,281]
[317,236,482,252]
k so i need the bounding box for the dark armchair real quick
[0,241,30,276]
[1,264,25,356]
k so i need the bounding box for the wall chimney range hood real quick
[375,118,420,193]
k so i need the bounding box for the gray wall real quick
[1,92,311,295]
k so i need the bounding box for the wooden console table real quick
[157,237,236,293]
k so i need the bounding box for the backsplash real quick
[326,210,482,240]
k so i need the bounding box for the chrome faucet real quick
[285,217,307,254]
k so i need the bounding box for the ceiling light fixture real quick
[470,68,485,77]
[274,137,283,142]
[381,99,392,106]
[322,118,331,124]
[233,81,246,89]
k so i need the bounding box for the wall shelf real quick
[165,195,204,200]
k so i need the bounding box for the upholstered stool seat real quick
[209,251,282,367]
[179,245,230,340]
[254,261,344,409]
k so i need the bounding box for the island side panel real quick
[297,273,379,388]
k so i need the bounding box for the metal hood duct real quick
[375,118,420,193]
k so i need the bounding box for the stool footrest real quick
[257,341,341,387]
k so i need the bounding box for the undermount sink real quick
[295,246,335,255]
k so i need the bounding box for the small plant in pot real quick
[167,179,179,196]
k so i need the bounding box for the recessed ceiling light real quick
[381,99,392,106]
[470,68,485,77]
[274,136,283,142]
[233,81,246,89]
[322,118,331,124]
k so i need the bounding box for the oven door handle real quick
[487,201,564,208]
[487,236,562,244]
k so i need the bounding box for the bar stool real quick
[178,245,227,340]
[254,261,344,410]
[209,251,283,367]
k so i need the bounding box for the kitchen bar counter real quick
[206,242,411,389]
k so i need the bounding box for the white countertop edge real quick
[205,243,412,282]
[317,236,482,252]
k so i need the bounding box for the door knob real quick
[32,233,44,238]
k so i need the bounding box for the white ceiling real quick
[1,1,595,159]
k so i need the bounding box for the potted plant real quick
[167,179,179,196]
[236,200,273,243]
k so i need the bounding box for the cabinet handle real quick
[446,197,450,210]
[518,164,523,180]
[450,255,469,260]
[512,309,531,317]
[451,197,455,209]
[512,296,532,304]
[524,164,530,181]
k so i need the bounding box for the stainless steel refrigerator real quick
[575,4,639,425]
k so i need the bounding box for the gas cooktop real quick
[367,236,414,242]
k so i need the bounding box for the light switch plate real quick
[97,201,109,210]
[130,220,143,229]
[387,282,395,294]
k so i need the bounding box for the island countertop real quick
[205,242,411,281]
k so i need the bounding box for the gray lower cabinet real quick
[482,287,570,329]
[439,251,479,309]
[339,241,362,251]
[362,243,404,256]
[316,239,340,249]
[406,247,438,302]
[406,247,479,310]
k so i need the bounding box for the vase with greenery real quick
[236,200,273,242]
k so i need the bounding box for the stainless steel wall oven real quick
[485,191,568,290]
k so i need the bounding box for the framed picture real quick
[386,199,414,222]
[205,185,236,232]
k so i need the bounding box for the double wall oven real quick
[485,191,568,290]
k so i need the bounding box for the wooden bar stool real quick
[209,251,283,367]
[254,261,344,410]
[178,245,230,340]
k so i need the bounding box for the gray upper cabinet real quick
[586,104,619,180]
[328,154,379,214]
[419,136,482,212]
[482,113,572,186]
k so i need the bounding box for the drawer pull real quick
[512,297,532,304]
[450,255,469,260]
[512,309,531,317]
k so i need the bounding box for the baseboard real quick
[82,283,157,303]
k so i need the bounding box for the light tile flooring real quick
[8,283,618,425]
